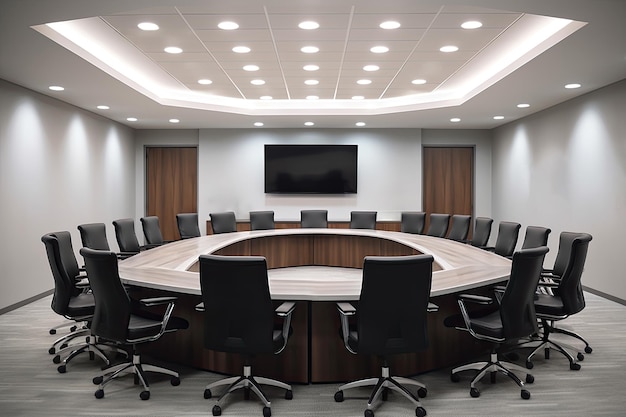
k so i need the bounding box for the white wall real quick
[0,80,136,311]
[492,79,626,300]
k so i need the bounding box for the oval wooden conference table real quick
[119,228,511,384]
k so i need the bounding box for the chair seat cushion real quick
[468,310,504,339]
[66,293,95,317]
[128,312,189,341]
[534,293,566,317]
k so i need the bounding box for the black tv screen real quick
[265,145,358,194]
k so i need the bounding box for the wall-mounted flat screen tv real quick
[265,145,358,194]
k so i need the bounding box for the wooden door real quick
[422,147,474,231]
[145,147,198,241]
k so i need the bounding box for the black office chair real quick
[209,211,237,234]
[140,216,171,247]
[426,213,450,237]
[113,218,154,254]
[41,232,116,373]
[400,211,426,234]
[300,209,328,228]
[447,214,472,242]
[198,254,296,417]
[484,221,521,257]
[526,232,593,371]
[250,210,275,230]
[78,222,135,259]
[176,213,201,239]
[469,217,493,248]
[334,255,434,417]
[448,246,549,400]
[350,211,377,229]
[80,247,188,400]
[521,226,552,249]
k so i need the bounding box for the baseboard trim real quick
[0,289,53,315]
[584,285,626,306]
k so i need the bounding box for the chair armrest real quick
[336,302,356,316]
[482,246,495,252]
[427,302,439,312]
[275,301,296,317]
[117,252,137,260]
[140,296,177,307]
[195,302,205,312]
[458,294,493,305]
[75,277,90,289]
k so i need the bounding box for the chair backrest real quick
[471,217,493,247]
[198,254,276,354]
[447,215,471,241]
[356,255,434,355]
[112,218,141,253]
[521,226,552,249]
[494,221,521,257]
[301,210,328,228]
[555,232,593,315]
[80,247,131,343]
[78,223,110,250]
[42,232,79,316]
[400,211,426,234]
[209,211,237,234]
[176,213,201,239]
[140,216,164,245]
[426,213,451,237]
[349,211,377,229]
[250,210,275,231]
[500,246,549,340]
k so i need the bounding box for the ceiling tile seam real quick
[175,6,247,100]
[332,5,355,100]
[264,5,291,100]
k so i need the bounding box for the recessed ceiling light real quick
[565,83,582,89]
[306,95,319,100]
[411,79,427,85]
[301,46,319,53]
[137,22,159,31]
[450,118,461,122]
[352,96,365,100]
[303,64,319,71]
[379,21,401,30]
[363,65,380,72]
[260,96,273,100]
[304,122,315,126]
[357,79,372,85]
[218,21,239,30]
[370,46,389,53]
[493,115,505,120]
[517,103,530,108]
[461,21,483,29]
[304,79,319,85]
[298,21,319,30]
[440,45,459,53]
[250,79,265,85]
[126,117,138,122]
[198,79,213,85]
[254,122,264,127]
[355,122,366,127]
[169,118,180,123]
[243,65,259,71]
[164,46,183,54]
[232,46,251,53]
[48,85,64,91]
[97,105,109,110]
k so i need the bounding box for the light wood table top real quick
[119,228,511,300]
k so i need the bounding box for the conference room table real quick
[119,228,512,383]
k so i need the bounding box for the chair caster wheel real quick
[364,409,374,417]
[212,405,221,416]
[526,374,534,384]
[263,406,271,417]
[204,388,212,399]
[416,406,427,417]
[570,362,581,371]
[70,325,77,332]
[57,365,66,374]
[60,343,68,350]
[53,355,61,364]
[93,376,103,385]
[171,376,180,386]
[521,389,531,400]
[95,389,104,399]
[525,360,534,369]
[48,347,56,354]
[417,387,427,398]
[585,346,592,354]
[577,352,585,361]
[140,390,150,400]
[450,372,460,383]
[49,329,57,335]
[334,390,344,402]
[285,389,293,400]
[470,387,480,398]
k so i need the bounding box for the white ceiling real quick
[1,0,625,130]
